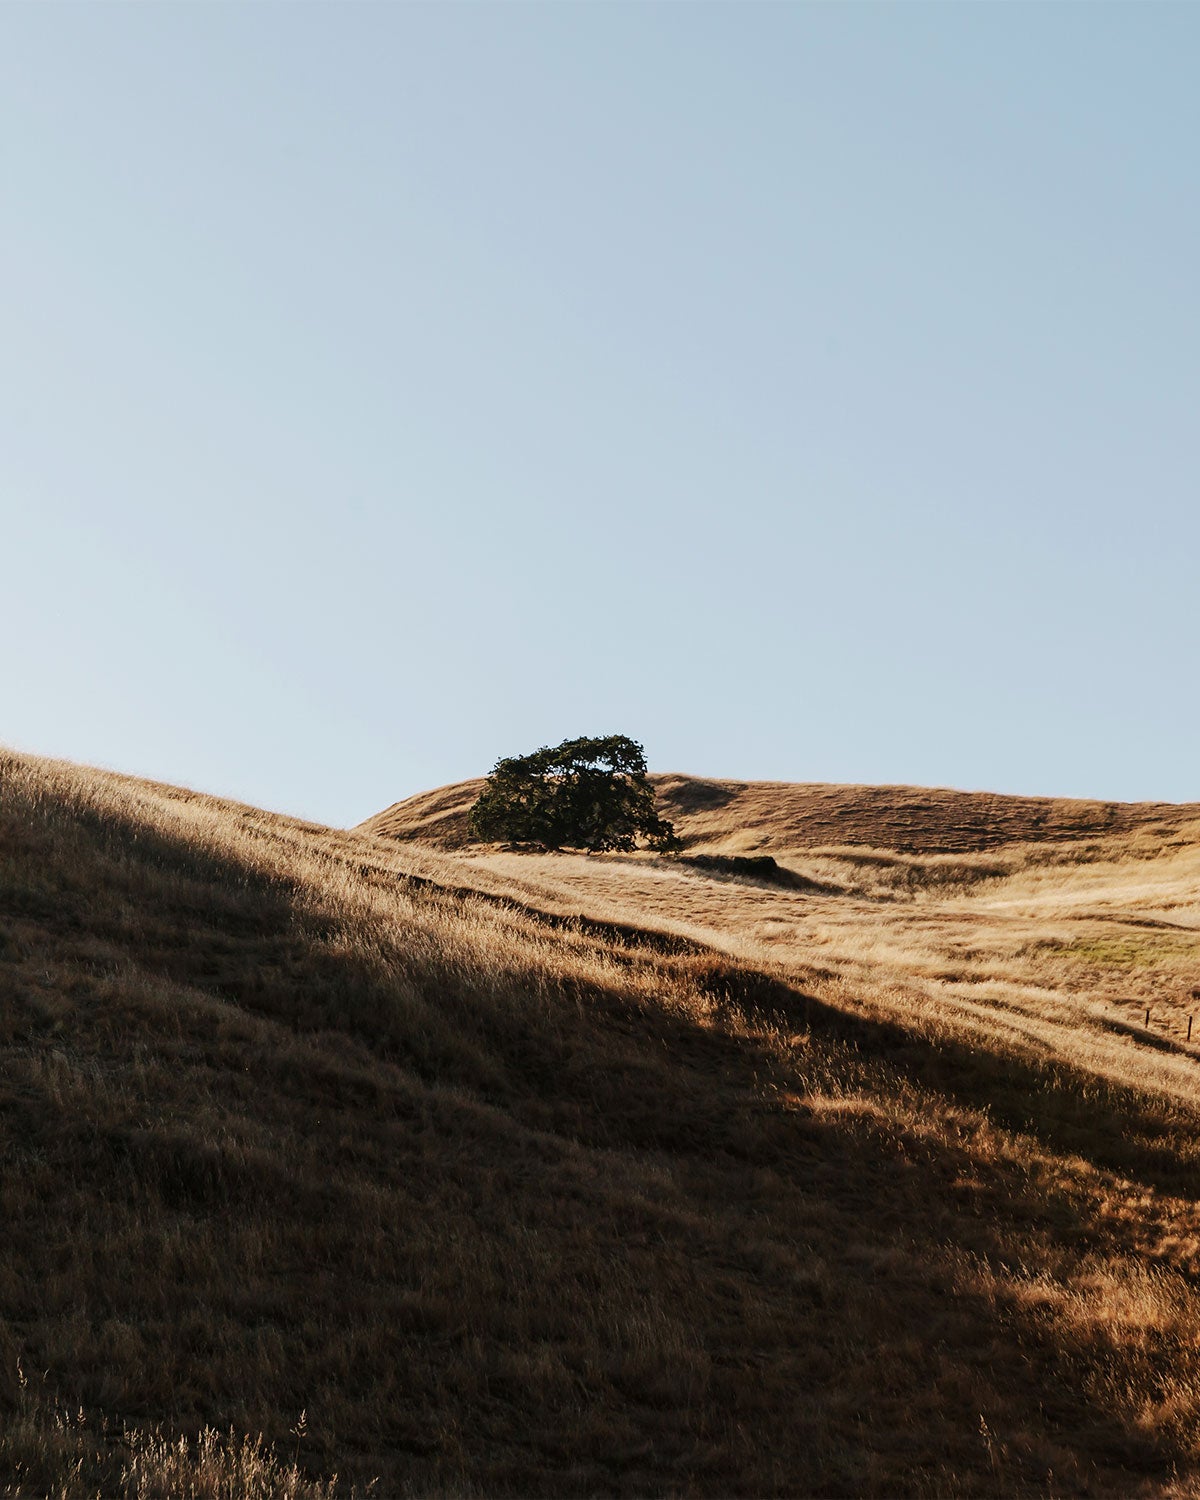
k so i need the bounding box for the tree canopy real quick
[468,734,680,853]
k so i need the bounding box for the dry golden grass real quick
[2,1362,339,1499]
[5,750,1200,1495]
[358,773,1200,857]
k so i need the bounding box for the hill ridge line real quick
[359,772,1200,856]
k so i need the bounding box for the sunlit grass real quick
[4,747,1200,1495]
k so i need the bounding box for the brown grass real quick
[2,1363,339,1499]
[5,749,1200,1495]
[358,772,1200,856]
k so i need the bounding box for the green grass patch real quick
[1065,932,1200,969]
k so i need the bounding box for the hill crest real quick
[357,772,1200,855]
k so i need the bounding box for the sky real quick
[2,4,1198,826]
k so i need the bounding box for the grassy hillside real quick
[5,750,1200,1495]
[359,773,1200,855]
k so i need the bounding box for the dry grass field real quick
[4,750,1200,1496]
[360,774,1200,856]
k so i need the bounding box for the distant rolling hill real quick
[358,772,1200,855]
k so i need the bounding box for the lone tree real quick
[469,734,680,853]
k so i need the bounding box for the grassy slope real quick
[5,752,1200,1496]
[357,774,1200,855]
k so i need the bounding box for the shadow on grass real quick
[707,963,1200,1200]
[1,782,1196,1494]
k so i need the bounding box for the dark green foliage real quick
[469,735,681,853]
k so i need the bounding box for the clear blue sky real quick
[3,4,1197,825]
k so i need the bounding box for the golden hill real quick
[5,748,1200,1495]
[359,772,1200,856]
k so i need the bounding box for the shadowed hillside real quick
[359,773,1200,856]
[5,749,1200,1496]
